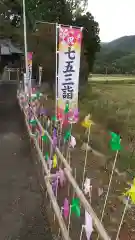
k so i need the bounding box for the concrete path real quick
[0,83,52,240]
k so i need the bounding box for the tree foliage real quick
[0,0,100,82]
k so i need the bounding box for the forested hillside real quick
[93,35,135,74]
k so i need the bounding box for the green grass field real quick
[78,81,135,236]
[89,74,135,83]
[80,83,135,174]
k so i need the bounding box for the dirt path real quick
[0,83,52,240]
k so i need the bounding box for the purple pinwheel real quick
[53,128,57,147]
[28,109,33,120]
[53,136,57,147]
[40,108,47,116]
[52,179,58,196]
[53,128,57,136]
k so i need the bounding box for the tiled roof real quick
[0,39,23,55]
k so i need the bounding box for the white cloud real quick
[88,0,135,42]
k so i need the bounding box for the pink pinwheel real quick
[57,111,63,121]
[84,178,91,195]
[74,109,79,117]
[48,159,52,170]
[59,168,66,187]
[63,198,69,220]
[84,211,93,240]
[46,118,51,128]
[70,135,76,148]
[74,109,79,122]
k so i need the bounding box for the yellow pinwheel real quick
[53,154,57,168]
[123,178,135,204]
[81,115,94,129]
[84,114,91,121]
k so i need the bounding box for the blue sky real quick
[88,0,135,42]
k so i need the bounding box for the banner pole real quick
[23,0,32,100]
[39,66,42,86]
[23,0,28,76]
[55,23,58,117]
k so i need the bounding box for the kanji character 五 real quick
[63,61,75,73]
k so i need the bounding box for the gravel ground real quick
[0,83,52,240]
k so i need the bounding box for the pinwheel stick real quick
[67,150,71,197]
[57,207,63,238]
[82,125,91,189]
[41,136,44,153]
[100,151,119,221]
[115,198,129,240]
[79,225,85,240]
[72,168,77,199]
[64,168,111,240]
[65,123,73,161]
[67,205,72,233]
[97,150,119,240]
[53,177,59,223]
[58,121,63,149]
[89,185,92,204]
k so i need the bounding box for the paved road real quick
[0,83,52,240]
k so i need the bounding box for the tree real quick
[74,12,100,72]
[0,0,100,83]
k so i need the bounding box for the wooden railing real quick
[17,91,111,240]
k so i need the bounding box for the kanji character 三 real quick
[64,73,72,82]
